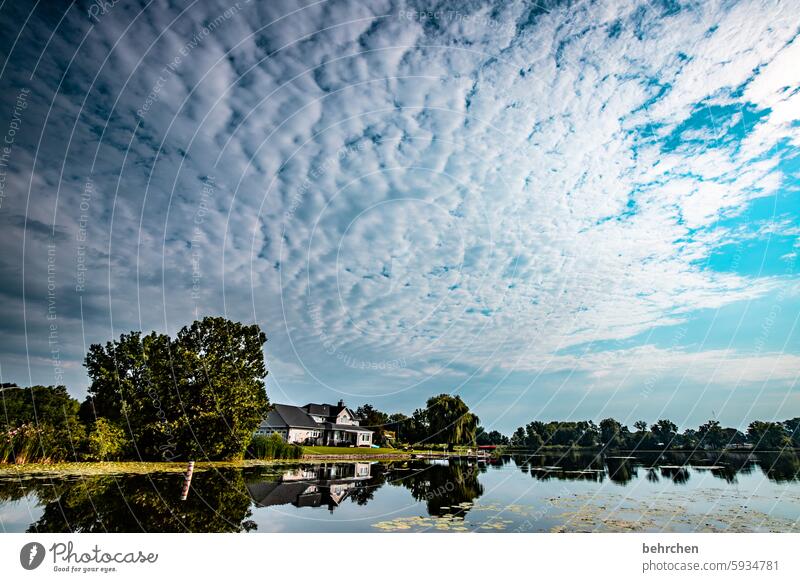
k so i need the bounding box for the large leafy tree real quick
[169,317,270,460]
[424,394,479,450]
[83,330,175,457]
[83,317,270,460]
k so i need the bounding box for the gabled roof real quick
[262,403,319,429]
[304,403,343,418]
[259,402,368,431]
[304,403,357,421]
[246,482,315,508]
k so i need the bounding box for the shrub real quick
[246,434,302,460]
[87,419,128,461]
[0,419,85,464]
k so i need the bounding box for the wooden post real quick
[180,460,195,501]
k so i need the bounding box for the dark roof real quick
[261,409,287,428]
[259,402,369,431]
[246,482,315,507]
[304,403,344,418]
[265,404,319,429]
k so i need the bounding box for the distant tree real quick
[356,404,390,444]
[510,427,526,447]
[599,418,625,449]
[425,394,479,450]
[629,420,656,449]
[524,422,544,449]
[678,428,699,449]
[407,408,430,444]
[720,427,746,446]
[387,412,409,442]
[650,419,678,447]
[697,420,725,449]
[784,418,800,448]
[747,421,791,450]
[476,428,509,446]
[0,384,79,429]
[576,420,600,447]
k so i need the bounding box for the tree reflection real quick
[606,457,637,485]
[394,460,484,516]
[755,452,800,482]
[660,466,690,484]
[26,470,255,532]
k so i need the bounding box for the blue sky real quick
[0,0,798,433]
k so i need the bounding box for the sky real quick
[0,0,798,434]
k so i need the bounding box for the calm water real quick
[1,451,798,532]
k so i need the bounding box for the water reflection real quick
[246,463,374,512]
[389,460,484,516]
[0,451,797,532]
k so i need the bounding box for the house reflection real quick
[246,463,373,512]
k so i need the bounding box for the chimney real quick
[337,399,344,408]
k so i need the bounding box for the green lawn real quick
[302,446,431,456]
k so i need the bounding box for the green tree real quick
[678,428,699,449]
[650,419,678,447]
[0,385,84,462]
[524,422,544,449]
[169,317,270,460]
[425,394,479,451]
[387,413,408,443]
[476,428,509,446]
[576,421,599,447]
[747,421,791,450]
[784,418,800,447]
[697,420,725,449]
[83,317,270,461]
[356,404,390,444]
[599,418,625,449]
[87,418,127,460]
[630,420,655,449]
[510,427,526,447]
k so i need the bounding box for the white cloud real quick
[0,0,797,408]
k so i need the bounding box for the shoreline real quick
[2,447,797,477]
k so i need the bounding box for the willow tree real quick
[425,394,479,451]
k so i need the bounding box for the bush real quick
[246,434,303,460]
[87,419,128,461]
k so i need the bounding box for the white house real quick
[256,400,373,447]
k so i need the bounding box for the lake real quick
[1,451,798,532]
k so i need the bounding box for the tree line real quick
[506,417,800,451]
[1,317,272,463]
[356,393,480,451]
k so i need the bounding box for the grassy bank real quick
[302,446,427,456]
[0,459,305,477]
